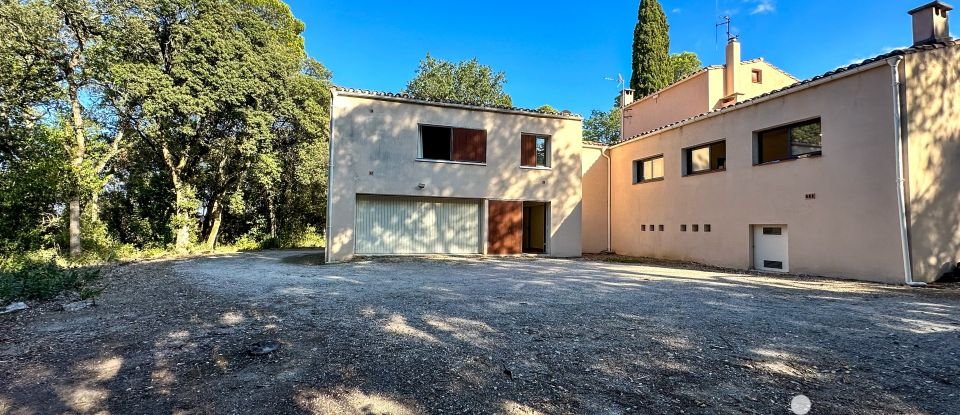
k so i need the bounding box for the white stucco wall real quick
[327,92,583,262]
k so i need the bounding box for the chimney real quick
[620,89,634,107]
[908,1,953,45]
[723,37,742,100]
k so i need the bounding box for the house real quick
[582,1,960,284]
[325,89,583,263]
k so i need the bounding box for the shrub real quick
[0,256,100,303]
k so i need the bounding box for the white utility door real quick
[355,196,480,255]
[753,225,789,272]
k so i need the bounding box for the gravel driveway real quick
[2,250,959,414]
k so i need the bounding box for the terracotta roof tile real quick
[332,86,582,119]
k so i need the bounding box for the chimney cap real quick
[908,1,953,15]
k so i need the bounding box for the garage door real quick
[355,196,481,255]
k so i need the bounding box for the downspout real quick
[887,56,926,287]
[324,90,337,264]
[601,147,612,253]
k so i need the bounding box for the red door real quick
[487,200,522,254]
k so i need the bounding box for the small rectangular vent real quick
[762,227,782,235]
[763,260,784,269]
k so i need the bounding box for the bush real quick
[0,256,100,303]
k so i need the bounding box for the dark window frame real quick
[755,118,822,165]
[521,133,551,168]
[418,124,488,164]
[683,140,727,176]
[632,154,665,184]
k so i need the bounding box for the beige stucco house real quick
[582,1,960,284]
[325,89,583,263]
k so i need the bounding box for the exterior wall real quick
[327,93,583,262]
[739,60,798,101]
[581,145,609,253]
[623,61,796,139]
[622,71,712,137]
[904,45,960,281]
[607,65,907,283]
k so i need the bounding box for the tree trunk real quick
[205,198,223,249]
[161,143,192,251]
[69,197,81,256]
[268,193,277,239]
[66,71,85,257]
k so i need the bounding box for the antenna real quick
[716,16,736,42]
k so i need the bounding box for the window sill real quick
[754,152,822,166]
[520,165,552,171]
[416,158,487,166]
[684,168,726,177]
[633,177,664,185]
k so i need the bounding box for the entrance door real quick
[487,200,523,254]
[522,202,548,253]
[753,225,789,272]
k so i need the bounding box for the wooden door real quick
[487,200,523,254]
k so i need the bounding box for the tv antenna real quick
[716,16,737,42]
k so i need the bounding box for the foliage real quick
[0,254,100,303]
[583,108,622,144]
[670,52,702,81]
[537,104,559,114]
[0,0,333,267]
[630,0,672,97]
[404,54,512,107]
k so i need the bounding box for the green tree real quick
[537,104,558,114]
[670,52,701,81]
[404,54,512,107]
[630,0,671,97]
[0,0,124,257]
[583,107,622,144]
[102,0,316,250]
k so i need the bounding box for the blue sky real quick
[289,0,931,116]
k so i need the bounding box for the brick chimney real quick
[723,37,742,104]
[908,1,953,45]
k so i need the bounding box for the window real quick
[684,141,726,175]
[633,155,664,183]
[419,125,487,163]
[521,134,550,167]
[752,69,763,83]
[757,119,822,164]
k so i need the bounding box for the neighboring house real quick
[325,89,583,263]
[582,1,960,284]
[621,37,798,137]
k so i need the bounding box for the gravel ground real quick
[1,250,959,414]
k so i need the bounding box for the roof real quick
[908,1,953,14]
[331,86,582,120]
[608,39,960,148]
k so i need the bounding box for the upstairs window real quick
[757,119,822,164]
[633,155,664,183]
[419,125,487,163]
[684,141,726,175]
[752,69,763,83]
[521,134,550,168]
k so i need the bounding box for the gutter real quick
[887,56,926,287]
[609,59,891,150]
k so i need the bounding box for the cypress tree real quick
[630,0,671,97]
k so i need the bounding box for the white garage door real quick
[355,196,481,255]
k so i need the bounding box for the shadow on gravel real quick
[1,252,959,414]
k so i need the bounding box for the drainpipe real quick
[601,146,612,253]
[888,56,926,287]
